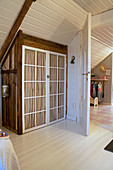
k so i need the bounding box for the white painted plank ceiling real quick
[0,0,87,49]
[91,23,113,68]
[92,24,113,48]
[20,0,87,45]
[91,38,113,69]
[73,0,113,16]
[0,0,25,50]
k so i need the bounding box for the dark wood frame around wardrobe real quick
[1,30,68,135]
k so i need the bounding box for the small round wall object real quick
[100,64,106,72]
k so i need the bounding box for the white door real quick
[80,13,91,136]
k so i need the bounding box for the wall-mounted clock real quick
[100,64,106,72]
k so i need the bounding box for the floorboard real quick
[1,120,113,170]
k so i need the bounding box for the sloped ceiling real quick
[91,23,113,69]
[0,0,25,50]
[92,24,113,48]
[0,0,113,69]
[0,0,87,48]
[91,38,113,69]
[73,0,113,16]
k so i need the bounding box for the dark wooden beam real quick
[1,69,17,74]
[23,34,67,54]
[0,0,36,62]
[17,30,23,135]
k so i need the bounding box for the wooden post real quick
[17,30,23,135]
[0,0,36,63]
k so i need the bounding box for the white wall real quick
[67,34,80,121]
[111,53,113,105]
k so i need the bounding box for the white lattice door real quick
[49,53,66,123]
[22,46,66,133]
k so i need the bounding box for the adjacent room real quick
[90,26,113,129]
[0,0,113,170]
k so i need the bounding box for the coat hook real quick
[70,56,75,64]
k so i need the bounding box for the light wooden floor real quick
[2,120,113,170]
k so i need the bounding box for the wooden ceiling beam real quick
[0,0,36,62]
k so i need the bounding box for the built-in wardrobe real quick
[1,30,67,134]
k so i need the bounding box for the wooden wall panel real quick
[1,34,19,133]
[10,46,15,69]
[2,98,8,127]
[22,34,67,55]
[9,73,17,130]
[2,73,17,131]
[2,55,10,70]
[17,30,22,134]
[2,73,9,84]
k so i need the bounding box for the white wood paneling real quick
[0,0,87,49]
[73,0,113,16]
[20,0,87,45]
[92,9,113,29]
[68,34,79,121]
[92,24,113,47]
[91,22,113,69]
[0,0,25,49]
[91,38,113,69]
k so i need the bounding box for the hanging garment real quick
[90,83,93,97]
[92,84,96,98]
[95,83,98,97]
[98,82,103,102]
[102,81,104,98]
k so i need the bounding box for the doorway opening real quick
[90,53,113,131]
